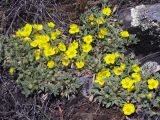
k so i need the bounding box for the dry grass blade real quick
[0,0,61,34]
[0,0,100,34]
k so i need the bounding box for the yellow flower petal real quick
[102,7,112,16]
[75,61,85,69]
[47,60,55,69]
[122,103,135,116]
[120,31,129,38]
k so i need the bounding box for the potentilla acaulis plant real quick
[2,2,160,117]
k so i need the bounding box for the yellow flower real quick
[30,34,50,48]
[102,7,112,16]
[44,47,56,57]
[82,44,92,53]
[15,30,22,37]
[30,40,39,47]
[54,47,60,54]
[50,32,57,40]
[76,61,85,69]
[70,40,79,49]
[98,28,108,39]
[120,63,126,70]
[47,60,55,69]
[32,24,43,31]
[104,53,117,64]
[23,23,32,30]
[127,85,136,93]
[62,57,70,66]
[21,31,31,37]
[58,42,66,51]
[122,103,135,116]
[98,32,105,39]
[96,17,105,25]
[95,77,105,86]
[38,35,50,45]
[88,14,94,21]
[90,22,95,25]
[131,73,141,82]
[23,24,32,35]
[147,93,153,99]
[55,30,61,35]
[51,30,61,40]
[97,69,111,79]
[100,28,108,35]
[121,77,134,89]
[65,41,79,58]
[9,67,15,75]
[120,31,129,38]
[16,23,32,37]
[34,49,41,60]
[113,67,123,76]
[38,43,50,49]
[132,64,140,73]
[48,22,55,28]
[65,48,77,59]
[83,35,93,44]
[69,24,79,34]
[147,79,159,90]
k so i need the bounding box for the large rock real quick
[131,4,160,32]
[118,4,160,77]
[119,3,160,57]
[119,3,160,34]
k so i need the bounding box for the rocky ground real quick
[0,0,160,120]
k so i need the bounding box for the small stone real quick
[79,75,93,97]
[141,61,160,76]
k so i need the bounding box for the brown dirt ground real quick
[0,76,124,120]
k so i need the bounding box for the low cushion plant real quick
[1,1,160,117]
